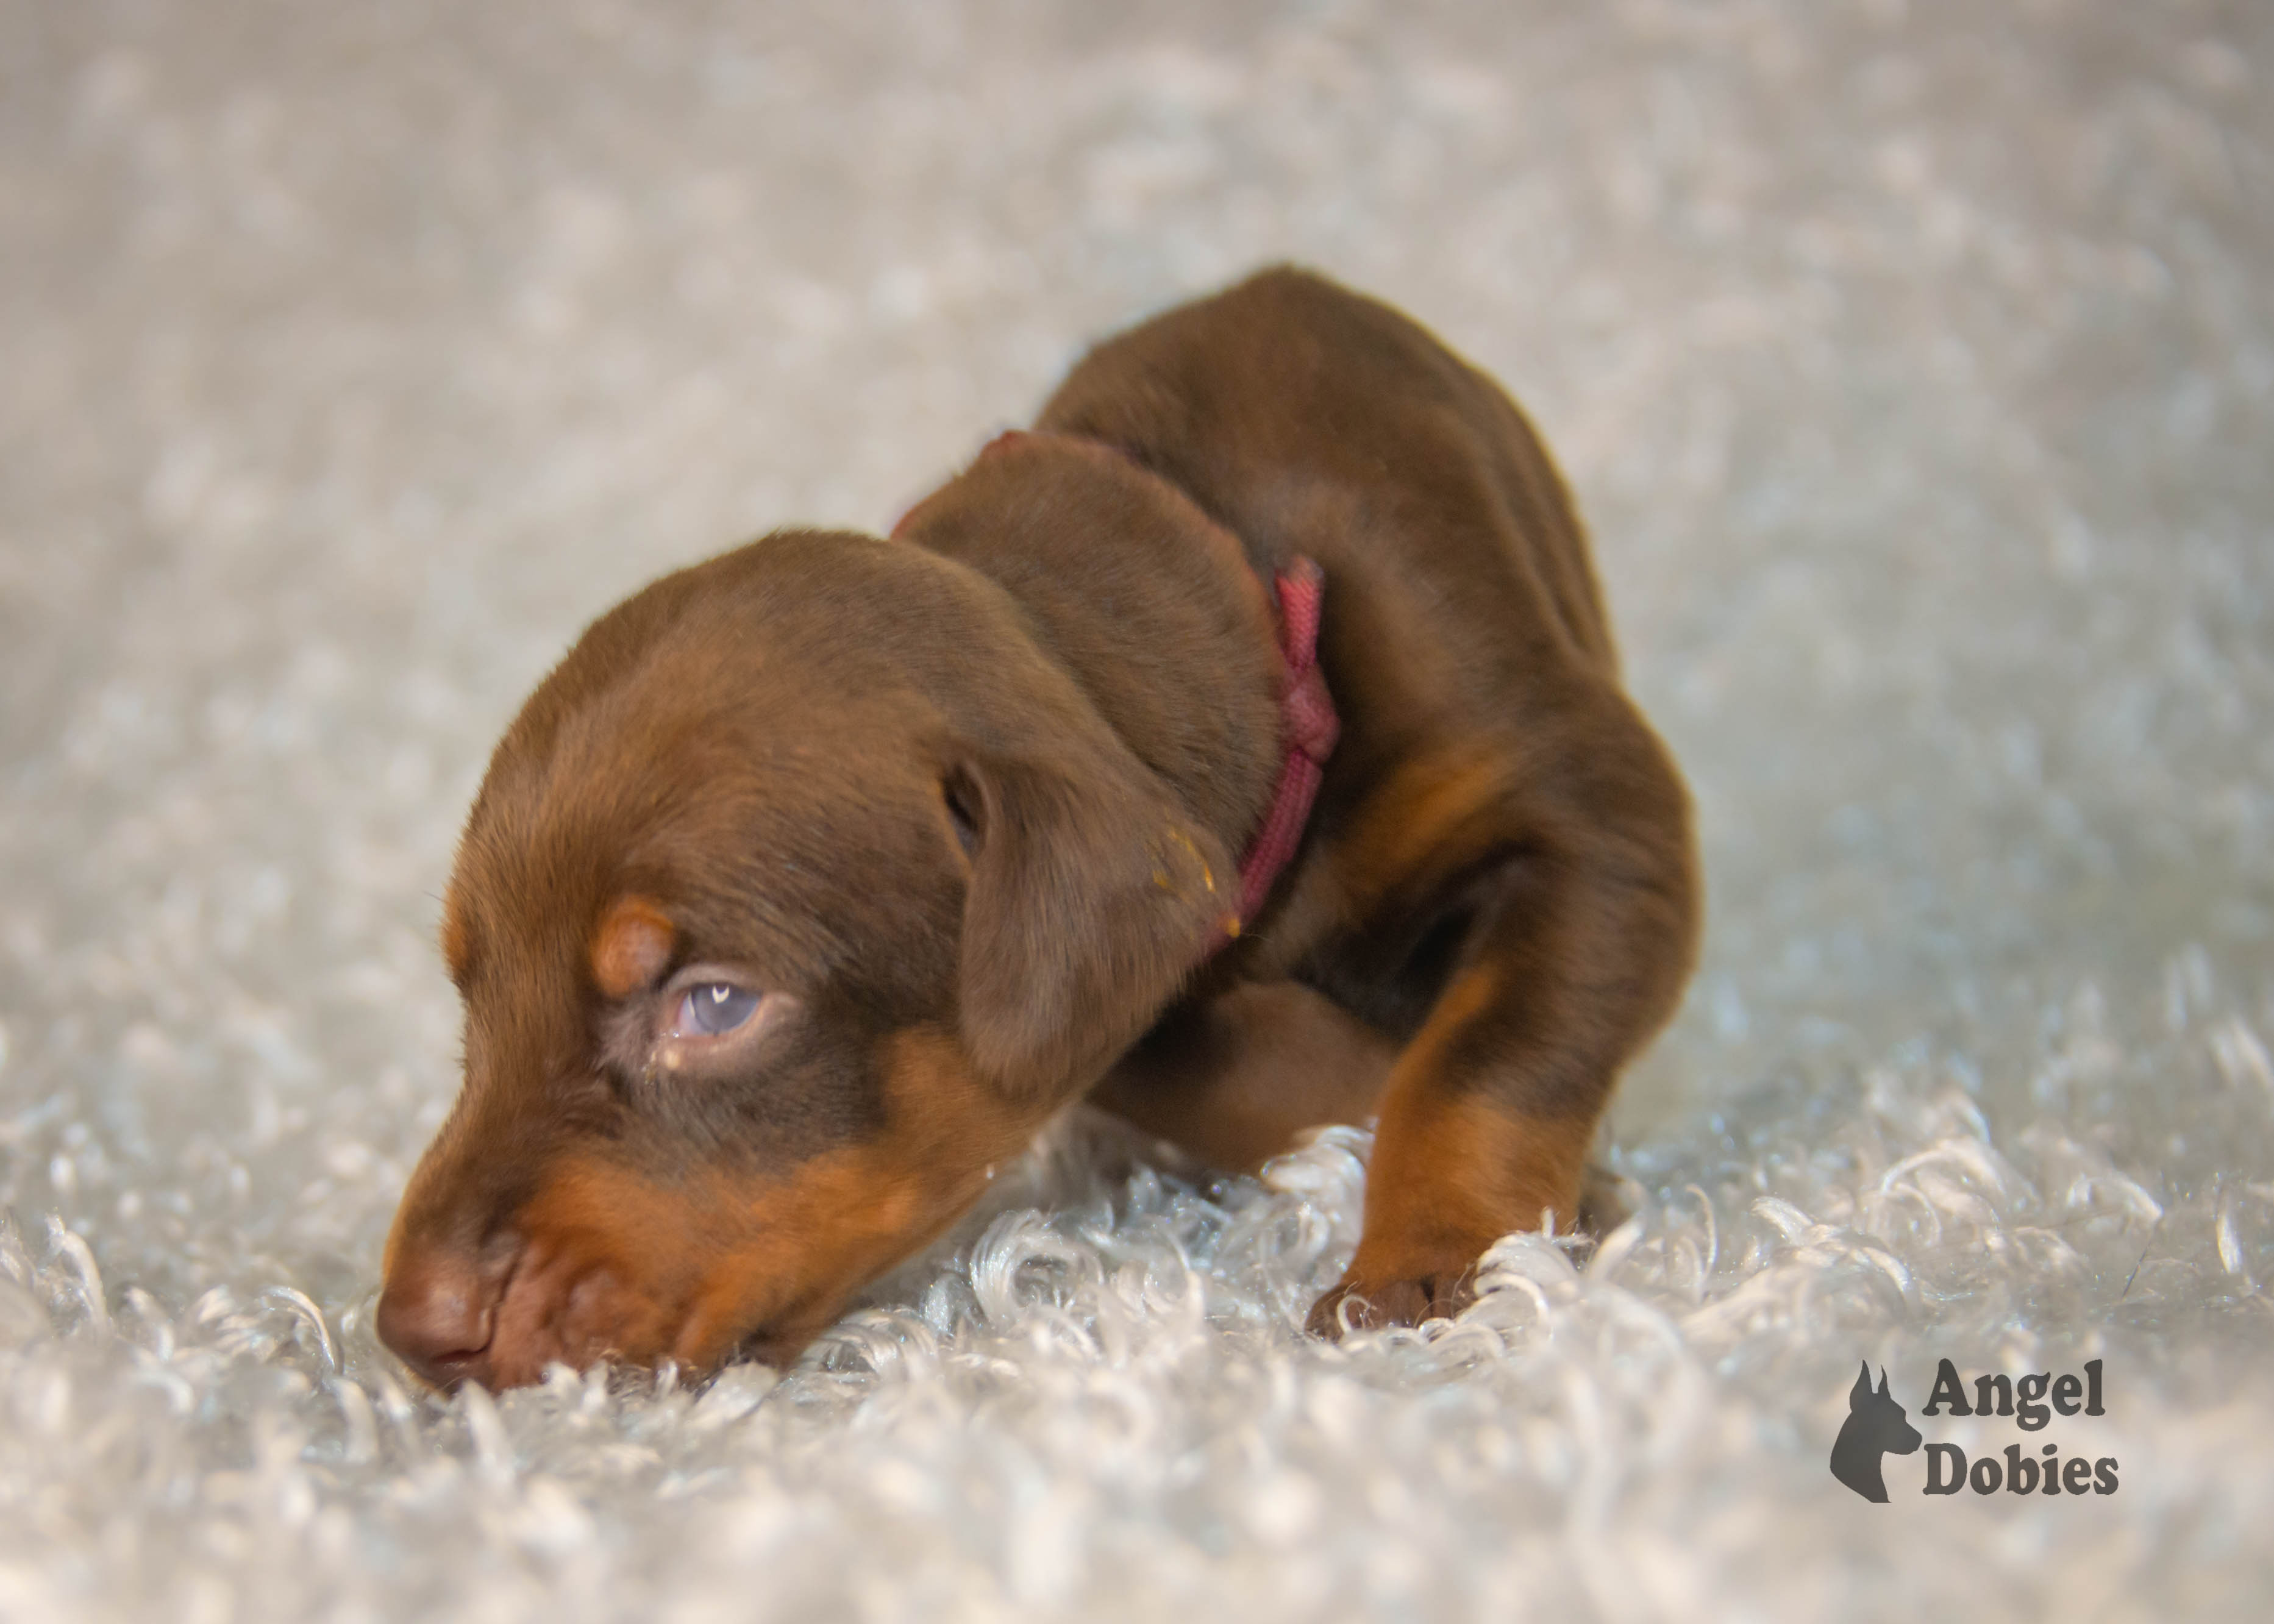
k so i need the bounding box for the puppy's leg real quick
[1307,719,1697,1336]
[1088,980,1399,1173]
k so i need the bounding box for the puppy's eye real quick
[676,982,760,1037]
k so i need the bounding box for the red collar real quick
[1233,554,1337,931]
[895,430,1339,934]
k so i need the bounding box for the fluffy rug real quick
[2,2,2269,1619]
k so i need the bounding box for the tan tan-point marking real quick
[590,895,675,999]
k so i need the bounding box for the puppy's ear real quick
[952,750,1236,1102]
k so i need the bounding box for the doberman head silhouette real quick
[1830,1361,1921,1502]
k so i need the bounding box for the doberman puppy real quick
[377,268,1699,1390]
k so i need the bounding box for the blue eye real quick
[678,982,760,1037]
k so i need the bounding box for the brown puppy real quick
[377,268,1699,1389]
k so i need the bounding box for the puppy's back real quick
[1036,266,1617,685]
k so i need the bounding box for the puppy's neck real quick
[894,433,1286,859]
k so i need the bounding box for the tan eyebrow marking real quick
[590,895,676,999]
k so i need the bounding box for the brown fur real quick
[1085,980,1401,1174]
[376,268,1698,1389]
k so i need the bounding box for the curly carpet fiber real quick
[1,2,2270,1619]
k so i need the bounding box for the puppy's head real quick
[377,530,1235,1389]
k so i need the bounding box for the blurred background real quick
[1,2,2270,1619]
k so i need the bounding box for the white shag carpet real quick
[3,2,2271,1619]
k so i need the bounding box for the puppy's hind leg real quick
[1306,712,1697,1336]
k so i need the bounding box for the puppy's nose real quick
[377,1245,506,1389]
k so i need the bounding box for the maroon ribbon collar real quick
[1234,555,1337,930]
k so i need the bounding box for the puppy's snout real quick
[377,1241,515,1389]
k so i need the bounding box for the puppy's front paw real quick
[1304,1259,1479,1338]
